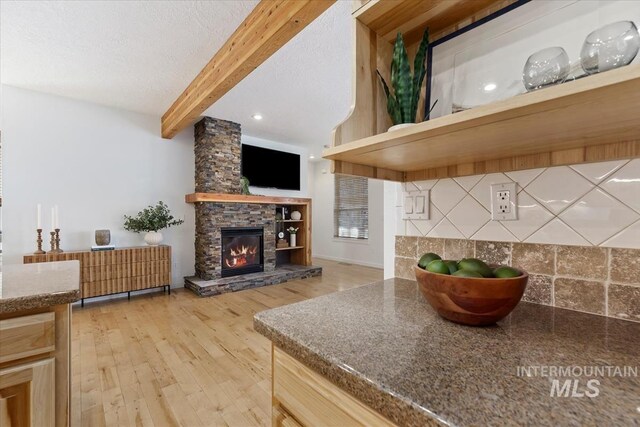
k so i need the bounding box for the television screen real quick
[241,144,301,191]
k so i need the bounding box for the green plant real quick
[377,29,430,125]
[287,226,299,234]
[240,176,251,195]
[123,201,184,233]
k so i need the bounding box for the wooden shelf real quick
[325,65,640,182]
[185,193,311,205]
[354,0,514,43]
[276,246,305,251]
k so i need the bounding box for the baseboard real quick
[313,255,383,270]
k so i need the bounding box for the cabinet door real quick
[0,358,55,427]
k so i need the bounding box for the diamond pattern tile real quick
[427,218,463,239]
[525,219,590,246]
[525,167,593,215]
[408,205,444,236]
[454,175,483,192]
[501,191,554,241]
[600,159,640,213]
[472,221,517,242]
[411,179,439,191]
[447,195,490,238]
[559,188,639,245]
[469,173,513,210]
[601,219,640,249]
[570,160,627,184]
[430,179,466,214]
[505,168,544,192]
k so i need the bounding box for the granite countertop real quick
[0,261,81,313]
[254,278,640,426]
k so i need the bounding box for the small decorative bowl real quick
[415,266,528,326]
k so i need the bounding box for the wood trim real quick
[185,193,312,205]
[161,0,335,139]
[272,345,396,426]
[0,313,55,364]
[54,305,71,427]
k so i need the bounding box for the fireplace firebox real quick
[221,227,264,278]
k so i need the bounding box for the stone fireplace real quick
[185,116,321,296]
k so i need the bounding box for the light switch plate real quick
[403,189,430,220]
[490,182,517,220]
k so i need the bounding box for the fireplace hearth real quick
[221,227,264,278]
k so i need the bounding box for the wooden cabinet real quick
[0,305,71,427]
[24,246,172,305]
[272,346,396,427]
[0,358,55,426]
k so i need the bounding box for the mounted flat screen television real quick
[241,144,301,191]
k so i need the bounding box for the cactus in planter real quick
[377,29,430,125]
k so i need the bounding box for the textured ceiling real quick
[0,1,353,153]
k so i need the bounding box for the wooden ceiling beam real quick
[161,0,335,139]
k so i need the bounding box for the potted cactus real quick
[377,29,430,131]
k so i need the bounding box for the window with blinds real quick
[334,175,368,239]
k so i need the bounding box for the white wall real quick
[1,85,195,286]
[241,135,311,198]
[311,160,384,269]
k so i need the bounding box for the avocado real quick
[426,259,450,275]
[457,258,493,278]
[418,252,442,269]
[444,260,458,274]
[493,266,521,278]
[452,269,483,278]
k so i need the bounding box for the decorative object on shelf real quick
[95,229,111,246]
[34,229,45,255]
[277,239,289,249]
[240,176,252,195]
[581,21,640,75]
[287,226,299,247]
[48,231,56,254]
[123,201,184,246]
[523,47,570,91]
[290,210,302,221]
[54,229,63,253]
[377,29,430,130]
[275,212,283,221]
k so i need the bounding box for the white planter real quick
[291,210,302,221]
[388,123,416,132]
[144,231,163,246]
[290,234,297,247]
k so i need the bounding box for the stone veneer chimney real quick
[193,117,276,281]
[194,117,242,194]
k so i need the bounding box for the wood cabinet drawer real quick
[0,313,55,364]
[273,347,396,427]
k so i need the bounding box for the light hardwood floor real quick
[71,259,384,427]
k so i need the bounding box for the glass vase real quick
[581,21,640,74]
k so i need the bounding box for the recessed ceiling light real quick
[483,83,497,92]
[252,114,263,120]
[309,155,315,159]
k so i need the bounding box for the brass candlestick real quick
[48,231,56,253]
[34,229,46,254]
[54,228,63,253]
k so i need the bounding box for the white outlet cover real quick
[403,189,430,220]
[490,182,517,221]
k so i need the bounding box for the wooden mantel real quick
[185,193,311,206]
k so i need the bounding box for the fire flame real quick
[225,245,258,268]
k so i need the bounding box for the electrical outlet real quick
[490,182,517,221]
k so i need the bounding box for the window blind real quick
[334,175,368,239]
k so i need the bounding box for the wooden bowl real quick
[415,266,528,326]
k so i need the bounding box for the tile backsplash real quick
[395,236,640,322]
[396,160,640,248]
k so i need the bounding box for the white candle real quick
[37,204,42,229]
[51,207,55,231]
[54,205,59,229]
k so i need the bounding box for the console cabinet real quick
[24,246,171,305]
